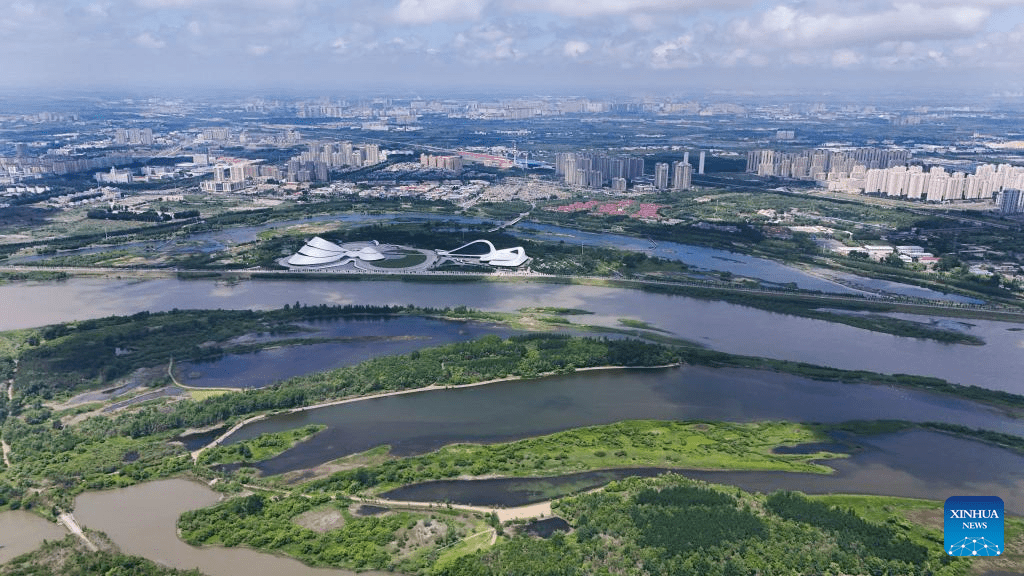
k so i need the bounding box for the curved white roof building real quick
[438,240,529,267]
[286,237,385,267]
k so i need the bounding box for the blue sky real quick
[4,0,1024,94]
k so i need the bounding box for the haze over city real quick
[5,0,1024,94]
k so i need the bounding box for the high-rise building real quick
[672,161,692,190]
[611,177,627,191]
[698,151,706,175]
[998,188,1023,214]
[654,162,670,190]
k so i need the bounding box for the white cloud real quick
[331,37,348,53]
[247,44,270,55]
[563,39,590,58]
[831,48,862,68]
[393,0,486,23]
[135,32,166,49]
[651,34,701,68]
[514,0,749,18]
[734,4,990,48]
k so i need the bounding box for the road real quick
[57,512,98,552]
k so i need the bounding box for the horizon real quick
[3,0,1024,97]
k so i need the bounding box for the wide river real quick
[217,366,1024,502]
[0,271,1022,572]
[1,276,1021,392]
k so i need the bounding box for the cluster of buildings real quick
[818,162,1024,203]
[746,148,911,180]
[854,164,1022,202]
[745,146,1024,205]
[832,244,939,265]
[113,128,154,146]
[1,152,135,185]
[653,151,704,191]
[201,160,279,192]
[419,154,463,172]
[198,141,386,192]
[554,152,645,189]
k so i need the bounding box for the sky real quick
[4,0,1024,95]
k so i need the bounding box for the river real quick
[219,365,1024,476]
[1,276,1021,392]
[176,315,522,389]
[0,510,67,565]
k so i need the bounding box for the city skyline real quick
[4,0,1024,95]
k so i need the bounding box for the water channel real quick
[176,316,522,389]
[219,366,1024,483]
[1,277,1021,392]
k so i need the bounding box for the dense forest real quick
[440,475,964,576]
[175,474,977,576]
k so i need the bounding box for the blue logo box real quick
[945,496,1004,557]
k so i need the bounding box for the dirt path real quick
[57,512,99,552]
[1,437,11,468]
[355,496,551,523]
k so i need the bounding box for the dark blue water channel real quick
[220,366,1024,506]
[175,316,522,390]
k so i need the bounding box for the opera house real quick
[285,237,385,267]
[283,236,529,270]
[436,240,529,267]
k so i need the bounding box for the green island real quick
[299,420,843,495]
[197,424,326,466]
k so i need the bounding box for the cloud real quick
[513,0,749,18]
[831,48,862,68]
[247,44,270,55]
[651,34,701,68]
[563,40,590,58]
[734,4,990,48]
[393,0,486,23]
[134,32,166,49]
